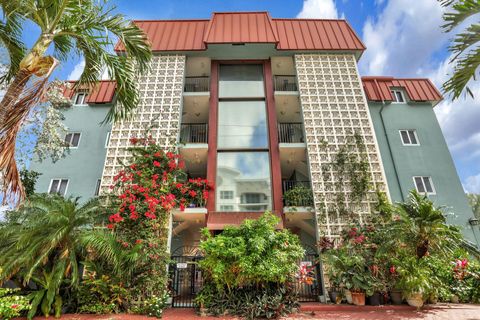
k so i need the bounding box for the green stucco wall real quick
[30,103,112,203]
[369,101,479,246]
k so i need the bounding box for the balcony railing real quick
[282,180,313,207]
[184,76,210,92]
[278,122,305,143]
[274,75,298,92]
[180,123,208,144]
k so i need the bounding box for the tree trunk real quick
[0,69,32,131]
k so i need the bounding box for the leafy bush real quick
[76,274,129,314]
[197,212,304,318]
[283,185,314,207]
[0,288,30,320]
[130,291,170,318]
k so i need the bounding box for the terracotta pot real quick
[390,290,403,305]
[344,289,353,304]
[406,292,424,308]
[351,292,366,306]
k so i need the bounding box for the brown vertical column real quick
[264,60,284,218]
[206,61,219,214]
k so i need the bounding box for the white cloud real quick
[297,0,338,19]
[464,174,480,194]
[67,59,85,80]
[359,0,446,76]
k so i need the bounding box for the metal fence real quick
[278,122,304,143]
[274,75,298,91]
[169,255,204,308]
[180,123,208,144]
[184,76,210,92]
[294,253,323,302]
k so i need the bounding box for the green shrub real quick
[76,274,129,314]
[197,212,304,319]
[283,185,314,207]
[0,288,30,320]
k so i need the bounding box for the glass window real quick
[413,176,435,194]
[400,130,419,145]
[216,152,271,212]
[219,64,265,98]
[74,92,87,105]
[105,131,111,148]
[49,179,69,196]
[65,132,81,147]
[218,101,268,149]
[391,90,405,103]
[94,179,101,196]
[220,191,234,199]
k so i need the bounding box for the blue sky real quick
[14,0,480,193]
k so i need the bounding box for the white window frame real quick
[399,129,420,146]
[48,179,69,196]
[413,176,436,195]
[391,89,406,103]
[73,92,88,105]
[220,190,234,199]
[220,205,234,211]
[65,132,82,148]
[105,131,111,148]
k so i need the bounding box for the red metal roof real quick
[207,212,284,230]
[63,80,116,104]
[115,12,365,52]
[362,77,443,105]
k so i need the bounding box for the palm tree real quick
[0,194,142,318]
[389,191,462,259]
[438,0,480,99]
[0,0,152,202]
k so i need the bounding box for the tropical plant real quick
[283,184,314,207]
[387,190,462,259]
[467,193,480,220]
[76,274,129,314]
[0,194,110,318]
[18,168,40,197]
[0,0,152,202]
[197,212,304,319]
[438,0,480,99]
[0,288,31,320]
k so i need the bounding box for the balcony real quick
[274,75,298,92]
[184,76,210,93]
[278,122,304,143]
[282,180,313,207]
[180,123,208,144]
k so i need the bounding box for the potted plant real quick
[395,257,433,308]
[366,264,386,306]
[387,265,403,305]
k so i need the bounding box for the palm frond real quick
[0,17,26,84]
[443,46,480,99]
[442,0,480,32]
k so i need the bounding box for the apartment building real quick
[30,12,479,256]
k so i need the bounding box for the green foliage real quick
[283,185,314,207]
[467,193,480,220]
[76,274,129,314]
[197,212,304,318]
[0,288,30,320]
[394,256,433,299]
[199,212,304,290]
[438,0,480,99]
[130,291,170,318]
[18,169,41,197]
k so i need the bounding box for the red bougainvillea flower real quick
[153,160,161,167]
[353,234,365,244]
[107,224,114,229]
[389,266,396,274]
[348,227,357,238]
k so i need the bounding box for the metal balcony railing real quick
[274,75,298,91]
[180,123,208,144]
[282,180,314,207]
[184,76,210,92]
[278,122,305,143]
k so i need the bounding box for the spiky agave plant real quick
[0,0,152,203]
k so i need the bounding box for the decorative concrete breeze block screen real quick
[295,54,388,238]
[100,55,186,194]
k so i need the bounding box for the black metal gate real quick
[294,253,323,302]
[169,247,203,308]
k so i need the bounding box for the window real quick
[220,205,234,211]
[105,131,111,148]
[413,176,435,194]
[219,64,264,98]
[73,92,87,105]
[400,130,419,145]
[94,179,101,196]
[220,191,234,199]
[391,90,405,103]
[49,179,69,196]
[65,132,81,147]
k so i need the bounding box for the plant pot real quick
[328,290,342,304]
[368,292,382,306]
[451,295,459,303]
[406,292,424,308]
[351,292,366,306]
[390,290,403,305]
[344,289,353,304]
[428,294,438,304]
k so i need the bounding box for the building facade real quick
[30,12,480,253]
